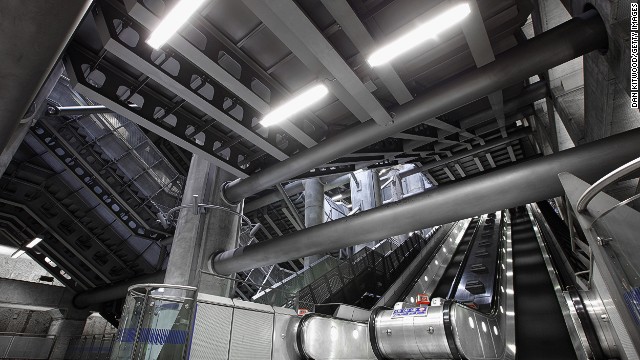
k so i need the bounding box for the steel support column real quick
[223,10,607,204]
[213,126,640,274]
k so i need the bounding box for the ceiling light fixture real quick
[146,0,208,50]
[260,84,329,127]
[367,3,471,67]
[26,237,43,249]
[10,249,25,259]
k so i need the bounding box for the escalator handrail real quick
[445,217,483,299]
[529,204,606,360]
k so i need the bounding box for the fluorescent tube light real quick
[11,249,25,259]
[26,237,43,248]
[367,3,471,67]
[332,194,343,201]
[146,0,208,50]
[260,84,329,127]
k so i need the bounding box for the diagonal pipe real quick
[213,127,640,274]
[222,10,607,204]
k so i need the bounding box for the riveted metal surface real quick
[374,306,451,359]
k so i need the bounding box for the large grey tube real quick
[213,127,640,274]
[223,11,607,204]
[0,0,92,154]
[399,128,532,179]
[73,271,166,308]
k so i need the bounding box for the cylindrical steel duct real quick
[399,128,532,179]
[223,11,607,204]
[213,127,640,274]
[73,271,166,308]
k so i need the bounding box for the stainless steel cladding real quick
[297,315,376,359]
[372,305,453,359]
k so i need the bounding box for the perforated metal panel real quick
[229,309,273,360]
[190,303,233,360]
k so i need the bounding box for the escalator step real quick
[470,264,488,273]
[475,250,490,257]
[465,280,486,295]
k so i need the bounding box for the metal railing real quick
[110,284,197,360]
[65,334,115,360]
[0,332,56,359]
[199,270,311,310]
[577,156,640,220]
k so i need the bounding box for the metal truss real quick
[65,43,264,178]
[33,121,169,239]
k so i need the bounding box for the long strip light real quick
[10,249,25,259]
[26,237,43,248]
[367,3,471,67]
[260,84,329,127]
[147,0,208,50]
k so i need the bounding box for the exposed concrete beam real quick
[0,278,74,311]
[0,0,92,153]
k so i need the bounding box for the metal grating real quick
[190,303,233,360]
[228,309,273,360]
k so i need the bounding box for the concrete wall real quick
[82,312,117,336]
[0,307,52,334]
[0,246,64,287]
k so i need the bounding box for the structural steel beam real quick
[213,127,640,274]
[122,0,318,148]
[223,11,607,203]
[93,7,290,161]
[320,0,413,105]
[241,0,393,125]
[399,128,532,178]
[459,81,547,129]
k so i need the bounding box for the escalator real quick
[510,206,577,359]
[430,218,479,300]
[364,208,587,359]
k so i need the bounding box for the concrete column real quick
[303,178,324,267]
[164,154,241,297]
[351,170,382,252]
[389,169,409,244]
[47,309,88,360]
